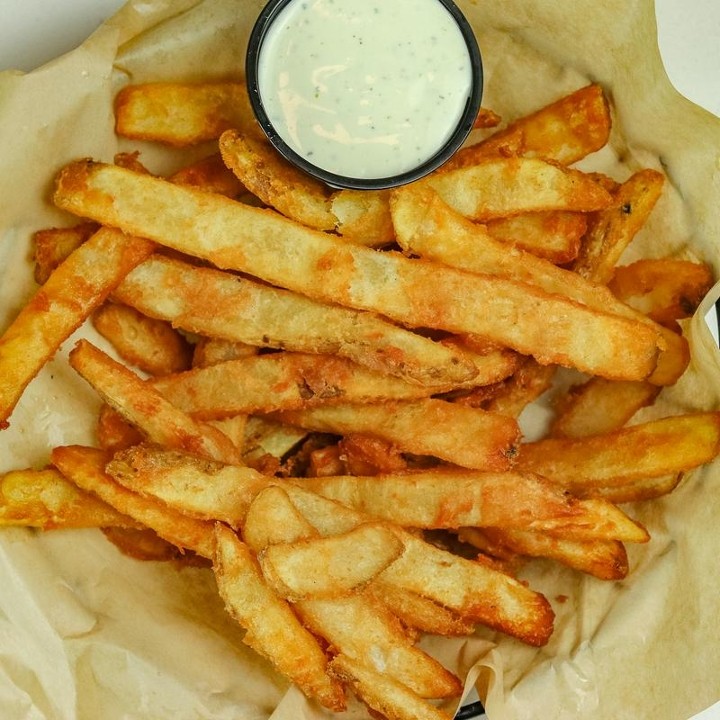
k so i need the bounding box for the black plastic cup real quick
[245,0,483,190]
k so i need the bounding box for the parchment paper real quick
[1,1,720,719]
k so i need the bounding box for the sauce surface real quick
[256,0,474,181]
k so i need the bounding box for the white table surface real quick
[0,1,719,719]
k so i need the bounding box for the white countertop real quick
[0,2,718,719]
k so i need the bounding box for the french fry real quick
[151,351,442,420]
[102,526,209,566]
[329,188,396,246]
[258,522,404,600]
[212,523,346,712]
[272,398,521,471]
[169,153,247,198]
[241,417,308,472]
[219,130,337,231]
[107,445,267,529]
[112,254,477,388]
[299,470,648,542]
[329,653,454,720]
[443,83,611,169]
[591,473,684,504]
[459,527,629,581]
[485,211,586,264]
[516,412,720,492]
[550,378,661,438]
[114,82,259,146]
[96,404,144,453]
[0,466,138,529]
[92,302,193,376]
[55,162,663,380]
[69,339,242,464]
[51,445,216,557]
[32,222,97,284]
[192,337,257,368]
[0,227,154,429]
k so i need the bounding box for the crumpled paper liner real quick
[1,0,719,718]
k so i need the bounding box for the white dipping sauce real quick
[256,0,474,180]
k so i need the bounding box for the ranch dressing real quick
[256,0,475,181]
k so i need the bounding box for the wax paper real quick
[1,0,720,718]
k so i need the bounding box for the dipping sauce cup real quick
[246,0,483,189]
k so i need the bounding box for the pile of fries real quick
[0,77,718,720]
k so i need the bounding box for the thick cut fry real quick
[330,189,396,246]
[114,82,259,146]
[92,302,192,376]
[299,470,648,542]
[329,654,454,720]
[219,130,336,231]
[107,446,268,529]
[443,84,611,169]
[0,227,154,429]
[51,446,215,557]
[69,340,242,464]
[0,467,138,529]
[517,412,720,491]
[33,222,97,284]
[112,254,476,388]
[272,398,520,471]
[550,378,660,438]
[422,157,612,222]
[591,473,683,504]
[53,162,661,381]
[212,524,346,712]
[169,153,246,198]
[96,404,144,453]
[243,485,463,700]
[459,527,629,581]
[485,211,586,264]
[608,258,715,330]
[572,169,665,284]
[258,522,404,600]
[283,484,555,646]
[152,351,440,419]
[192,337,257,368]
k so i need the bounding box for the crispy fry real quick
[517,412,720,492]
[219,130,336,230]
[51,445,215,557]
[212,523,346,712]
[192,337,257,368]
[69,339,242,464]
[92,302,192,376]
[272,398,520,471]
[444,84,611,169]
[54,161,661,381]
[151,351,440,419]
[242,417,308,471]
[169,153,246,198]
[96,404,144,453]
[329,188,396,246]
[0,466,138,529]
[299,470,648,542]
[32,222,97,284]
[112,254,477,388]
[114,82,259,146]
[102,526,209,565]
[0,228,154,429]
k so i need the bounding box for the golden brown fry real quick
[550,378,660,438]
[329,653,454,720]
[272,398,520,471]
[444,83,611,169]
[608,258,715,330]
[459,527,629,581]
[517,412,720,492]
[152,351,439,420]
[51,445,215,557]
[242,417,308,471]
[96,404,144,453]
[69,339,242,464]
[107,446,267,529]
[92,302,193,376]
[54,161,660,381]
[219,130,336,230]
[329,188,396,246]
[591,473,684,504]
[258,522,404,600]
[114,82,259,146]
[473,107,502,129]
[33,222,97,284]
[0,227,155,429]
[299,470,648,542]
[102,526,209,566]
[423,157,612,222]
[212,523,346,712]
[112,254,477,388]
[485,211,586,264]
[191,337,257,368]
[0,466,138,529]
[573,169,665,284]
[336,435,409,476]
[169,153,246,198]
